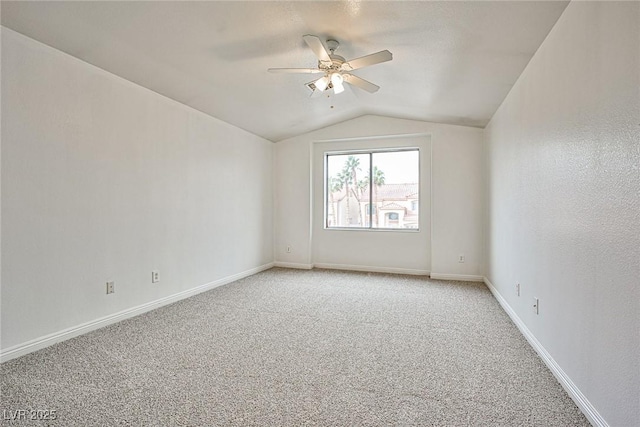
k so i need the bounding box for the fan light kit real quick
[268,35,393,96]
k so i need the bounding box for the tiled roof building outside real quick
[327,183,419,229]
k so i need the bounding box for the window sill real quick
[324,227,420,233]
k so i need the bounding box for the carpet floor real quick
[1,268,589,426]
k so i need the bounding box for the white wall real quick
[275,115,484,278]
[484,2,639,425]
[1,28,274,353]
[312,135,431,274]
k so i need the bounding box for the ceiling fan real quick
[268,35,392,95]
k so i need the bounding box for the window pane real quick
[371,151,419,229]
[326,153,370,228]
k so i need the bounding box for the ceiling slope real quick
[1,1,569,141]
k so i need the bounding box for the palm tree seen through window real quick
[325,149,419,230]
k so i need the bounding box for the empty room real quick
[1,1,638,426]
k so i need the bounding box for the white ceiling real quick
[1,1,568,142]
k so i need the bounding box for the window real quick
[325,149,419,230]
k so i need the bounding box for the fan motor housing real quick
[319,55,346,71]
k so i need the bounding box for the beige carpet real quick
[1,268,589,426]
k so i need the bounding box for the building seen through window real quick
[325,149,419,230]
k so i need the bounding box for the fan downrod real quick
[326,39,339,54]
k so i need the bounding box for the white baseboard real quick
[273,262,314,270]
[0,262,275,363]
[429,273,484,282]
[483,277,608,427]
[313,263,429,276]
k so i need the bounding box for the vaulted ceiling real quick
[1,1,568,141]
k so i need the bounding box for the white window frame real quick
[324,147,420,232]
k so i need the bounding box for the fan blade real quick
[342,50,392,71]
[268,68,323,74]
[343,74,380,93]
[303,35,332,64]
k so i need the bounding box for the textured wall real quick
[1,29,274,350]
[484,2,639,425]
[311,135,432,274]
[275,115,484,276]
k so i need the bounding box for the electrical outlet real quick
[533,297,539,315]
[516,283,521,296]
[106,281,115,294]
[286,246,291,253]
[151,270,160,283]
[458,254,465,263]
